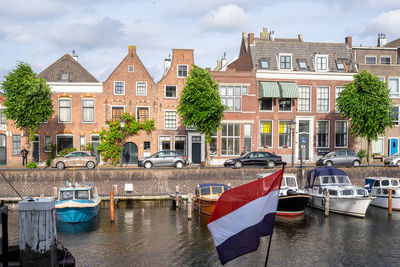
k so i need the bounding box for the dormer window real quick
[316,55,328,71]
[337,62,345,71]
[299,61,307,70]
[260,59,270,69]
[279,54,292,70]
[60,73,70,82]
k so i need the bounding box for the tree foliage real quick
[337,70,393,163]
[177,65,225,142]
[97,113,155,165]
[2,62,54,142]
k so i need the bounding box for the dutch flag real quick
[207,168,284,265]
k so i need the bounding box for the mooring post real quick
[1,205,9,267]
[72,161,76,185]
[53,187,58,199]
[110,192,115,222]
[389,188,393,216]
[175,186,180,209]
[325,190,330,217]
[18,198,57,267]
[187,193,193,220]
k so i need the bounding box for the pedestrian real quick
[21,146,28,166]
[241,146,248,156]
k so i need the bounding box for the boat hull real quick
[277,194,312,216]
[310,196,373,218]
[193,197,217,216]
[371,196,400,210]
[56,205,100,223]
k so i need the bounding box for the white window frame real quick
[219,85,242,112]
[44,135,52,153]
[334,120,348,148]
[114,81,125,95]
[278,98,292,112]
[365,56,377,64]
[136,106,150,123]
[389,77,400,98]
[315,55,328,71]
[298,85,311,112]
[79,135,86,148]
[177,64,188,78]
[58,98,72,123]
[372,137,385,155]
[278,53,292,70]
[259,120,273,148]
[317,86,330,113]
[82,98,95,123]
[56,134,74,154]
[259,98,273,112]
[159,135,172,151]
[278,120,292,148]
[221,123,241,156]
[136,81,147,96]
[379,76,385,82]
[174,135,187,155]
[392,105,399,126]
[111,105,125,121]
[316,120,330,148]
[165,85,178,99]
[335,86,345,113]
[12,134,21,156]
[128,65,134,72]
[380,56,391,65]
[164,110,177,130]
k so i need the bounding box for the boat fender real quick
[287,189,295,196]
[321,198,325,207]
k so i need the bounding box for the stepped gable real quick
[38,54,99,82]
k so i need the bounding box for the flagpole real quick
[264,163,286,267]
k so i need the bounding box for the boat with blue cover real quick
[365,177,400,210]
[56,182,101,223]
[305,167,373,217]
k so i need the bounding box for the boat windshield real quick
[212,186,224,194]
[75,190,89,200]
[60,191,74,200]
[200,187,211,196]
[286,177,297,187]
[335,176,351,184]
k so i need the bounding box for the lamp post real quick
[289,120,296,167]
[119,117,126,167]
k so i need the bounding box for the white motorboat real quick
[365,177,400,210]
[305,167,374,218]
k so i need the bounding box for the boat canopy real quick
[195,183,230,195]
[306,167,347,188]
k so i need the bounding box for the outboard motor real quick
[287,189,296,196]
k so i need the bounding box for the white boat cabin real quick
[58,184,95,201]
[365,177,400,197]
[256,173,300,195]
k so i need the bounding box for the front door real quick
[191,136,202,164]
[0,134,6,165]
[390,139,399,156]
[298,121,310,160]
[33,135,39,162]
[122,142,138,164]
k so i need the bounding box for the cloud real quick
[202,4,250,32]
[362,9,400,37]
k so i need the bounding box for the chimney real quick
[298,34,304,42]
[221,52,227,67]
[345,36,352,48]
[248,33,255,46]
[378,33,387,47]
[164,56,171,75]
[260,26,269,39]
[128,45,136,56]
[269,30,275,41]
[72,50,78,61]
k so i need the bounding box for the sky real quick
[0,0,400,83]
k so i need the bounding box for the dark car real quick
[316,149,361,167]
[138,150,186,169]
[223,152,283,169]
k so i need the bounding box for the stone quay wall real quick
[0,166,399,199]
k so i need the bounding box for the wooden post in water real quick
[324,190,330,217]
[1,206,8,267]
[72,161,76,185]
[388,188,393,216]
[187,193,193,220]
[175,186,180,209]
[110,192,115,222]
[18,198,57,267]
[53,187,58,199]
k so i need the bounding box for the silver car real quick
[384,153,400,166]
[138,150,186,169]
[316,149,361,167]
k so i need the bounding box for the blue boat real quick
[56,182,101,223]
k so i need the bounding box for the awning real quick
[258,81,299,98]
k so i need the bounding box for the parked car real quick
[51,151,97,169]
[223,152,283,169]
[383,153,400,166]
[316,149,361,167]
[138,150,186,169]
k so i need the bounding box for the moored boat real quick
[365,177,400,210]
[56,182,101,223]
[257,173,311,216]
[305,167,373,218]
[193,183,231,216]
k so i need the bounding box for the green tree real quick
[2,62,54,161]
[177,65,225,164]
[337,70,393,165]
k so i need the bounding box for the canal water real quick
[6,201,400,266]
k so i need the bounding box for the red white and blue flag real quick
[207,168,284,265]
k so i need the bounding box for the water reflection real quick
[5,203,400,266]
[57,217,100,234]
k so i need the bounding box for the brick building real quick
[210,27,358,165]
[352,34,400,157]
